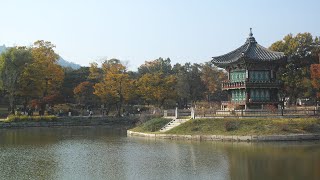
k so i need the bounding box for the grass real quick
[164,118,320,136]
[4,115,58,122]
[131,118,172,132]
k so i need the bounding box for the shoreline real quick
[0,116,135,129]
[127,130,320,142]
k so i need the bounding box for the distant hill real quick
[0,45,6,54]
[58,57,81,69]
[0,44,81,69]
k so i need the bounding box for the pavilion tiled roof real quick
[212,29,286,67]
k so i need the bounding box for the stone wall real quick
[127,130,320,142]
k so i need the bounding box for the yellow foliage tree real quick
[137,72,176,107]
[93,59,133,116]
[88,62,103,82]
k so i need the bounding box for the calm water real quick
[0,127,319,180]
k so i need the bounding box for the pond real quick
[0,126,319,180]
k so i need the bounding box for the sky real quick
[0,0,319,70]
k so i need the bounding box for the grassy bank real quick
[131,117,320,135]
[131,118,172,132]
[167,118,320,135]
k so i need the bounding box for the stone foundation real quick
[127,130,320,142]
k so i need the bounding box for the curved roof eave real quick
[211,29,286,68]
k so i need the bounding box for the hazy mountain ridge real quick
[58,57,81,69]
[0,45,81,69]
[0,45,6,53]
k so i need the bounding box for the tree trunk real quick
[23,97,29,113]
[106,106,111,116]
[117,104,121,117]
[8,94,15,114]
[39,99,46,116]
[159,98,166,109]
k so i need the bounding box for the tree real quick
[88,62,103,82]
[19,40,64,113]
[93,59,133,116]
[175,70,190,108]
[62,67,90,103]
[188,63,206,103]
[137,72,176,107]
[311,64,320,100]
[0,47,33,113]
[138,57,172,75]
[270,33,320,105]
[74,81,96,106]
[201,62,227,102]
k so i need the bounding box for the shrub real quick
[5,115,58,122]
[225,120,240,131]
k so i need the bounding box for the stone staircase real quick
[160,118,190,132]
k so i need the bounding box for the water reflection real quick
[121,138,230,179]
[0,127,319,180]
[225,142,320,180]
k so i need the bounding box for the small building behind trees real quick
[211,29,287,110]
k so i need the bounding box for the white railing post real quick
[175,107,179,119]
[191,107,195,119]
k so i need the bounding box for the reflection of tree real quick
[0,128,59,179]
[0,128,59,145]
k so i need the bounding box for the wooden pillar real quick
[246,89,250,102]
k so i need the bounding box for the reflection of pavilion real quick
[212,29,287,110]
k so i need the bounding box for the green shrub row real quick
[5,115,58,122]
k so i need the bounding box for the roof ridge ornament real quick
[247,27,256,43]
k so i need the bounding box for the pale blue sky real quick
[0,0,319,70]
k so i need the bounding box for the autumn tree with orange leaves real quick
[74,81,96,106]
[311,64,320,99]
[19,40,64,113]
